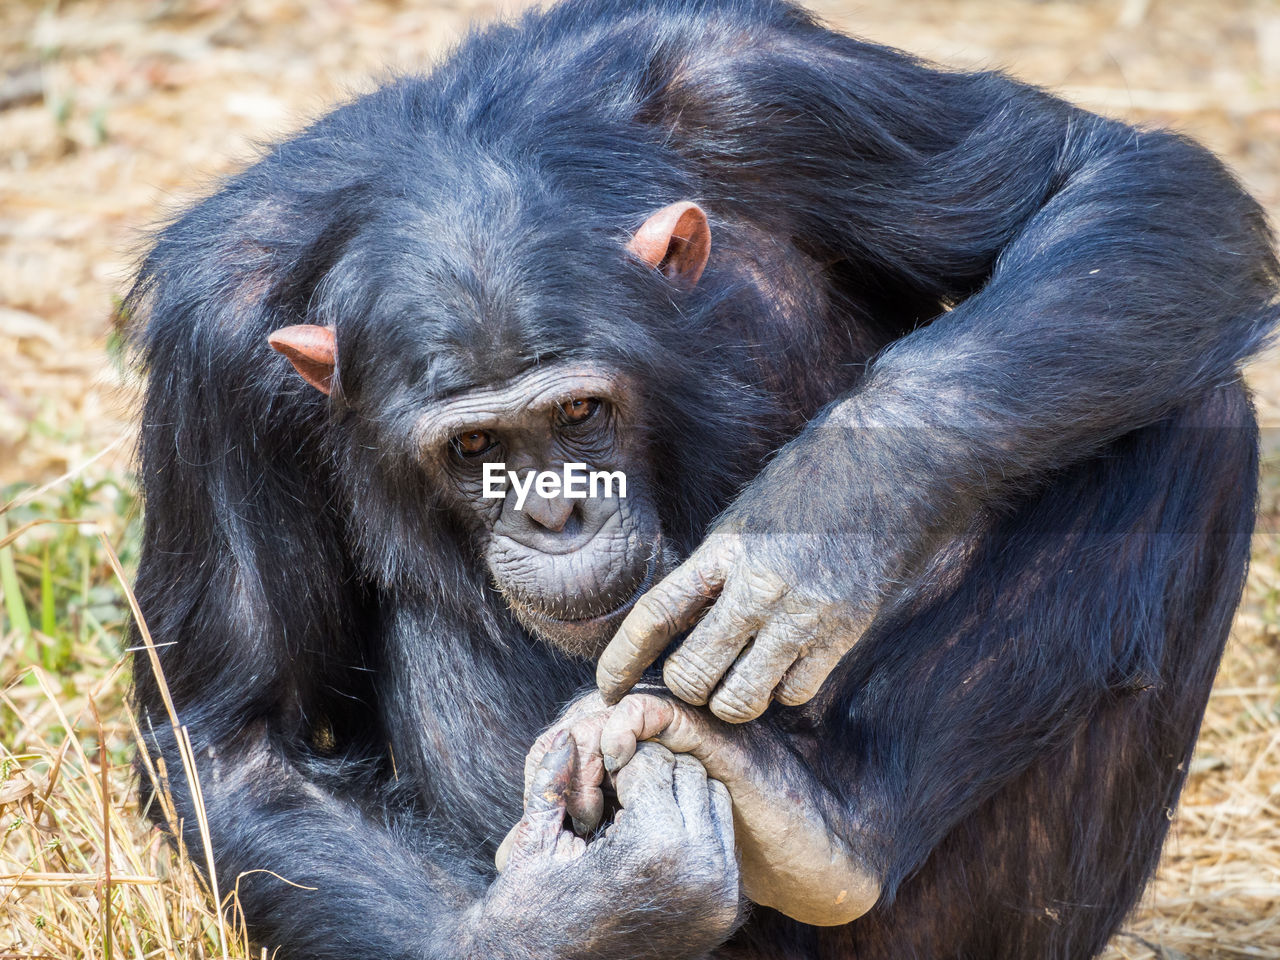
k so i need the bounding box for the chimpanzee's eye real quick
[452,430,495,458]
[558,397,600,425]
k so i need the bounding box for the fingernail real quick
[603,754,620,774]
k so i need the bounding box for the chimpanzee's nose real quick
[524,490,575,532]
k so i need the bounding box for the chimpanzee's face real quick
[413,362,671,657]
[266,200,713,657]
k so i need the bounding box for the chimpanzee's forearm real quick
[768,121,1279,622]
[850,120,1277,506]
[687,29,1278,563]
[814,380,1257,902]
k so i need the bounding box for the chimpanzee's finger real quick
[504,730,575,867]
[522,727,559,803]
[707,621,802,723]
[774,644,846,707]
[670,753,712,833]
[552,830,588,861]
[566,715,607,834]
[612,742,681,835]
[523,705,608,829]
[705,776,737,872]
[597,544,728,703]
[494,821,519,872]
[496,787,589,872]
[599,693,678,773]
[663,574,762,706]
[527,730,575,815]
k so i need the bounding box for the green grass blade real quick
[41,546,56,637]
[0,515,33,639]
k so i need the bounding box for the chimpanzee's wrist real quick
[449,896,563,960]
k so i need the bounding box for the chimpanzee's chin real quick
[505,601,627,659]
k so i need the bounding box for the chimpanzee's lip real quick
[560,550,661,627]
[514,546,661,632]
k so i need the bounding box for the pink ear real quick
[268,324,337,395]
[627,201,711,289]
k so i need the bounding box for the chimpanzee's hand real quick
[593,410,916,723]
[507,693,879,926]
[597,692,880,926]
[473,733,741,959]
[498,687,668,842]
[515,692,613,836]
[597,504,874,722]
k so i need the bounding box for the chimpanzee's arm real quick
[139,721,481,958]
[125,288,512,955]
[598,26,1280,717]
[595,20,1278,913]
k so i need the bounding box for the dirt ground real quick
[2,0,1279,957]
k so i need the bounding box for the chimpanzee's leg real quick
[817,381,1258,959]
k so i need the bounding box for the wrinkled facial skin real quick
[417,364,672,657]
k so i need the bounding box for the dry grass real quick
[0,657,254,960]
[1,492,254,958]
[2,0,1280,958]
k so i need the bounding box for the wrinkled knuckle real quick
[770,614,813,648]
[717,600,756,634]
[739,561,786,602]
[665,703,706,744]
[710,684,765,724]
[664,653,717,704]
[596,661,625,691]
[521,807,563,833]
[721,665,775,706]
[607,630,643,667]
[692,563,723,598]
[781,589,825,620]
[619,692,653,720]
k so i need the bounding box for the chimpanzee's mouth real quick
[558,550,661,627]
[507,545,663,653]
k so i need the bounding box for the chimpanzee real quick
[125,0,1280,957]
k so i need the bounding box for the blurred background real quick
[1,1,1278,957]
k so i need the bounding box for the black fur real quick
[126,1,1280,957]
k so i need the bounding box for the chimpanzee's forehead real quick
[346,264,619,396]
[323,197,660,401]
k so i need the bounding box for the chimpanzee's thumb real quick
[497,730,575,871]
